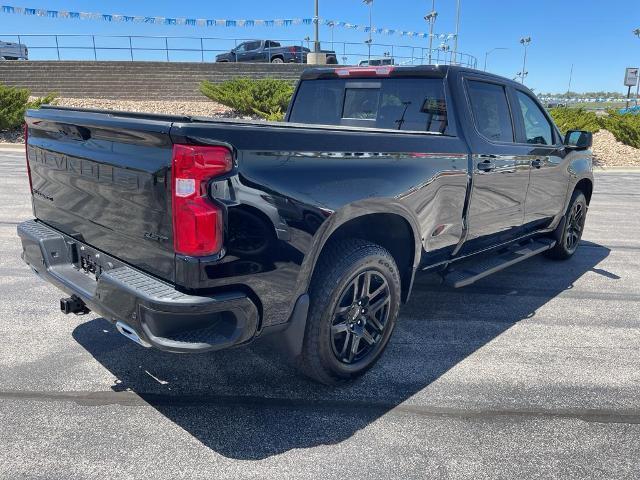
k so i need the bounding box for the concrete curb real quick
[0,143,23,151]
[594,166,640,172]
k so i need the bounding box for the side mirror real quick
[564,130,593,150]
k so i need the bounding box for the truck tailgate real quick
[25,108,177,282]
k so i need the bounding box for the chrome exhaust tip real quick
[116,321,151,348]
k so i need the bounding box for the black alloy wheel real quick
[547,190,588,260]
[330,270,391,365]
[565,200,586,253]
[298,239,401,384]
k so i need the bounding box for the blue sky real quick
[1,0,639,93]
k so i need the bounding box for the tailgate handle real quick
[59,125,91,141]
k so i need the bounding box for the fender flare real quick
[280,199,422,358]
[292,198,423,304]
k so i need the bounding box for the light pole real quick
[313,0,320,53]
[483,47,508,71]
[363,0,373,62]
[635,28,640,105]
[518,36,531,84]
[439,42,450,64]
[452,0,461,65]
[326,20,335,50]
[424,1,437,65]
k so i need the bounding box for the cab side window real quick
[515,91,554,145]
[467,80,514,143]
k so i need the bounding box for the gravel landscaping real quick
[54,98,234,117]
[591,129,640,167]
[1,98,640,168]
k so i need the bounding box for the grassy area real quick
[563,101,628,111]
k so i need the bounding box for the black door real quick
[459,77,531,255]
[510,88,569,230]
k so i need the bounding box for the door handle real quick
[477,159,496,172]
[531,158,543,169]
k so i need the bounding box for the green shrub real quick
[601,111,640,149]
[548,108,601,134]
[0,84,56,130]
[549,107,640,149]
[200,78,294,121]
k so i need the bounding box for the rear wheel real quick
[298,239,401,384]
[547,191,588,260]
[271,57,284,64]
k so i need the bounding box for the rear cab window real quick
[289,77,449,134]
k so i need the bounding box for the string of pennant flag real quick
[0,5,457,40]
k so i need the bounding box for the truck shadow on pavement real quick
[72,241,612,460]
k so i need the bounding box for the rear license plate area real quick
[71,243,106,279]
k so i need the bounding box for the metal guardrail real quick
[0,33,478,68]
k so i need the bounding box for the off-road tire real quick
[298,239,401,384]
[547,190,588,260]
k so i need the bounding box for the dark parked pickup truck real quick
[215,39,338,64]
[19,66,593,384]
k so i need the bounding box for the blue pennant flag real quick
[0,4,434,39]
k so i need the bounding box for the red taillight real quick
[24,123,33,193]
[171,145,233,257]
[335,66,395,77]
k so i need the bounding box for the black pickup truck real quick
[215,39,338,64]
[19,65,593,384]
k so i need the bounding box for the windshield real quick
[289,78,448,134]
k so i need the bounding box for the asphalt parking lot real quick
[1,146,639,479]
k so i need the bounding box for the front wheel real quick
[547,190,588,260]
[270,57,284,64]
[298,239,401,384]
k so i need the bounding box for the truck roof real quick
[300,65,525,88]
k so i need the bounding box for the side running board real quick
[443,239,556,288]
